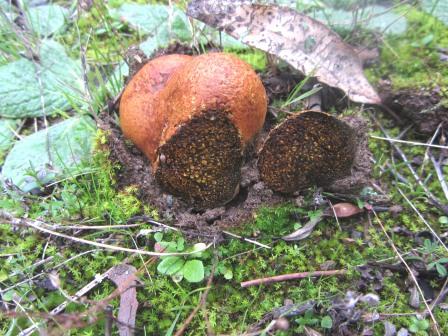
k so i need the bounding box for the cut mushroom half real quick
[258,110,356,194]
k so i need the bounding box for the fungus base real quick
[258,111,356,194]
[155,110,243,209]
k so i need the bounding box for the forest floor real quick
[0,1,448,335]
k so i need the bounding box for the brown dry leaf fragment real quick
[187,0,381,104]
[327,202,364,218]
[107,264,140,336]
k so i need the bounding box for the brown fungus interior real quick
[154,110,243,209]
[258,110,356,194]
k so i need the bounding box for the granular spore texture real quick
[258,111,356,194]
[155,110,243,209]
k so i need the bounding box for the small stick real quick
[0,211,209,257]
[18,265,118,336]
[397,187,448,253]
[428,278,448,314]
[370,113,447,214]
[222,231,271,249]
[370,135,448,150]
[240,269,347,288]
[371,210,441,336]
[370,157,409,184]
[430,153,448,202]
[127,215,180,232]
[420,123,442,175]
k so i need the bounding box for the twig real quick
[370,157,409,184]
[397,187,448,253]
[127,215,180,232]
[327,200,341,230]
[430,153,448,202]
[18,264,119,336]
[371,210,441,336]
[1,249,97,294]
[370,135,448,150]
[222,231,271,249]
[174,261,217,336]
[240,269,347,288]
[0,211,210,257]
[428,278,448,314]
[44,223,144,231]
[370,113,447,214]
[420,123,442,175]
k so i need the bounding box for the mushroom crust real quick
[119,54,193,162]
[154,53,268,208]
[119,52,267,208]
[258,110,356,193]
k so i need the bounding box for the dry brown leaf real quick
[329,202,364,218]
[187,0,381,104]
[108,264,139,336]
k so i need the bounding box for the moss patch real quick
[366,7,448,90]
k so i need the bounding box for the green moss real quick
[366,7,448,90]
[228,49,268,71]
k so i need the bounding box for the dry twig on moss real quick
[240,269,347,288]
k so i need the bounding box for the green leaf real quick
[427,261,436,270]
[218,264,233,280]
[1,290,15,301]
[26,4,69,37]
[157,256,185,276]
[417,319,430,330]
[422,0,448,25]
[154,232,163,242]
[436,263,447,277]
[0,269,7,282]
[0,119,19,159]
[112,4,191,56]
[439,216,448,225]
[2,116,96,192]
[189,243,207,258]
[409,323,418,333]
[159,241,178,253]
[321,316,333,329]
[0,40,86,118]
[182,260,204,283]
[223,268,233,280]
[176,237,185,252]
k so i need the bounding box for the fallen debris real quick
[240,269,347,288]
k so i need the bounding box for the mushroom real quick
[258,110,356,193]
[154,53,267,208]
[120,53,267,208]
[119,54,193,163]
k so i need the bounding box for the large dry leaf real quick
[187,0,381,104]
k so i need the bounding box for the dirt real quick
[99,46,373,233]
[380,83,448,134]
[328,116,372,193]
